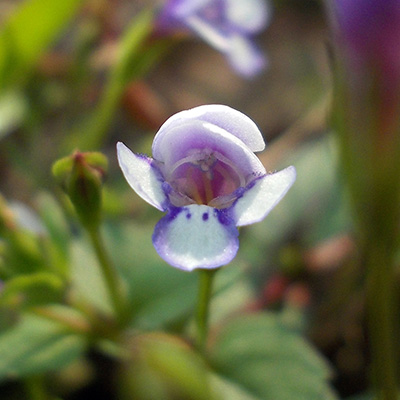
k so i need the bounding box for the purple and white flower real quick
[117,105,296,271]
[156,0,271,78]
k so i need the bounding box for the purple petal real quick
[152,119,266,183]
[152,205,239,271]
[154,104,265,152]
[117,142,167,211]
[233,166,296,226]
[327,0,400,88]
[173,0,214,18]
[157,0,211,31]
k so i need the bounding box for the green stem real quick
[32,306,91,335]
[87,226,128,327]
[196,269,217,353]
[63,8,162,152]
[365,241,398,400]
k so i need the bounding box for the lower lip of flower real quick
[166,148,246,207]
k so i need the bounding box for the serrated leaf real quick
[0,314,85,382]
[211,312,338,400]
[210,373,261,400]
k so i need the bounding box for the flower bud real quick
[52,151,108,230]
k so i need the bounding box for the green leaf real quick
[210,373,261,400]
[0,0,83,89]
[0,272,65,309]
[211,312,338,400]
[0,314,85,382]
[119,332,216,400]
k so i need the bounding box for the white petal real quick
[153,104,265,154]
[117,142,167,211]
[224,34,267,78]
[226,0,271,33]
[173,0,212,17]
[233,166,296,226]
[184,14,231,52]
[153,205,239,271]
[151,119,266,180]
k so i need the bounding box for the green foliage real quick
[0,0,83,89]
[36,193,71,277]
[210,313,338,400]
[0,90,27,139]
[65,7,171,151]
[0,314,85,382]
[70,236,113,315]
[0,272,65,310]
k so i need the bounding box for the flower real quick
[156,0,271,78]
[117,105,296,271]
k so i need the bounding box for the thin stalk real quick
[196,269,217,353]
[365,241,398,400]
[87,226,128,327]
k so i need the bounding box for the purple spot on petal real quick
[202,212,209,221]
[186,212,192,219]
[214,209,232,226]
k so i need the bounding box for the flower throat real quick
[168,148,246,206]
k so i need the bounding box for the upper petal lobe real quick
[153,104,265,153]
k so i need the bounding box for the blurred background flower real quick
[156,0,271,77]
